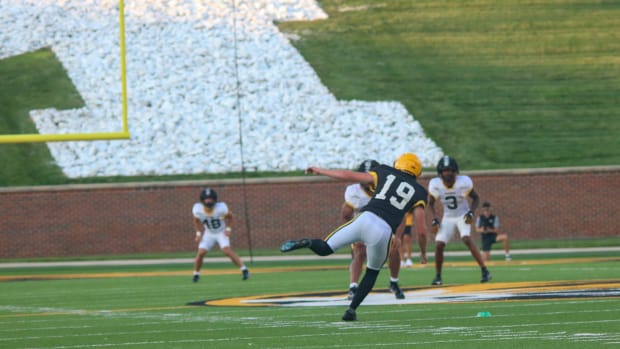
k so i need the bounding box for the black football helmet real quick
[357,159,380,172]
[436,155,459,174]
[199,188,218,202]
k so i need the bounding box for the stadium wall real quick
[1,167,618,259]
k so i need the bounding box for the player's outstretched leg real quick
[280,239,311,252]
[281,239,334,256]
[308,239,334,256]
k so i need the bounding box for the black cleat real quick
[342,308,357,321]
[347,286,357,300]
[280,239,310,252]
[431,276,442,285]
[242,269,250,280]
[192,274,200,283]
[389,281,405,299]
[481,270,492,283]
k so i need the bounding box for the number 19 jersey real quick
[361,165,428,231]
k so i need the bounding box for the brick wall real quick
[1,167,618,259]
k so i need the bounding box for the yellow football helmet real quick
[394,153,422,177]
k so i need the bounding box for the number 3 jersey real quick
[360,164,428,231]
[428,175,474,218]
[192,202,229,233]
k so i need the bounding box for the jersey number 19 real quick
[374,174,415,210]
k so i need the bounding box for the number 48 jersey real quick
[192,202,229,233]
[361,164,428,231]
[428,175,474,218]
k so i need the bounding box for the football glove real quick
[464,210,474,224]
[431,218,440,234]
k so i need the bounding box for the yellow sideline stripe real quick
[0,257,617,282]
[439,256,619,267]
[0,265,346,282]
[437,279,620,293]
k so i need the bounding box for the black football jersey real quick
[478,215,498,230]
[361,164,428,231]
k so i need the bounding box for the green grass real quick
[0,253,618,348]
[1,236,619,263]
[279,0,620,169]
[1,1,620,187]
[0,48,83,186]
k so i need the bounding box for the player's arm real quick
[393,214,407,238]
[223,212,233,236]
[193,217,203,241]
[413,205,427,237]
[428,195,440,233]
[306,167,373,184]
[428,195,437,218]
[468,188,480,213]
[412,203,428,263]
[465,188,480,223]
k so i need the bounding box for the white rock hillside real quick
[0,0,443,177]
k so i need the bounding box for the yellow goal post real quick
[0,0,130,144]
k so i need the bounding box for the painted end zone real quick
[192,280,620,307]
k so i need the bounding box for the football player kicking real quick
[428,156,491,286]
[280,153,428,321]
[342,160,406,301]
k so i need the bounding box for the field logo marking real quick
[192,280,620,307]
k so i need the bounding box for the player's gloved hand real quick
[464,210,474,224]
[431,218,440,234]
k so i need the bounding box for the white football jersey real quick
[344,183,372,215]
[192,202,229,233]
[428,175,474,218]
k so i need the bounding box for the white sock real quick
[193,271,200,276]
[390,277,399,283]
[349,282,358,289]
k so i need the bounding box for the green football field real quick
[1,251,618,348]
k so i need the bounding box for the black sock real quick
[350,268,380,310]
[309,239,334,256]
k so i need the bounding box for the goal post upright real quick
[0,0,130,144]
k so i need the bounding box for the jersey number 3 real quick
[374,174,415,210]
[444,195,458,209]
